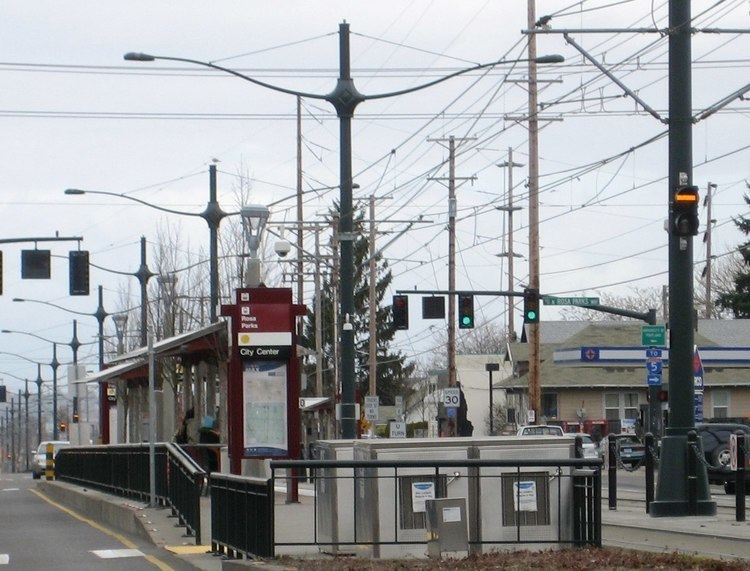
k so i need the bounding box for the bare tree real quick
[560,287,662,321]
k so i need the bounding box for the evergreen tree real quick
[717,194,750,318]
[302,207,415,405]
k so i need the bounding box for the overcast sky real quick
[1,1,748,397]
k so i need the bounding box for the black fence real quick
[210,473,274,558]
[55,443,205,543]
[268,458,599,558]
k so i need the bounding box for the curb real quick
[37,480,154,544]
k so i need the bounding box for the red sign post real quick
[221,288,305,485]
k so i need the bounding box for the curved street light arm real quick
[364,56,558,101]
[13,298,94,317]
[0,351,46,366]
[124,53,327,101]
[1,329,97,347]
[66,189,203,218]
[0,370,29,383]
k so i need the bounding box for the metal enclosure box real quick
[476,436,575,549]
[352,436,576,558]
[315,439,356,553]
[426,497,468,558]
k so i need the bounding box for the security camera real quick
[274,239,292,258]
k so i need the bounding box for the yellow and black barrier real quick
[45,443,54,481]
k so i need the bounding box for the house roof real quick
[509,319,750,389]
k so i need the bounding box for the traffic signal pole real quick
[651,0,715,517]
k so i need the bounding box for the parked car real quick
[696,423,750,492]
[516,425,564,437]
[565,432,599,459]
[31,440,70,479]
[600,434,645,467]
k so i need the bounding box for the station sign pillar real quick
[221,288,305,489]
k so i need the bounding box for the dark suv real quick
[696,423,750,492]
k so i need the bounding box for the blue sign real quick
[646,361,662,374]
[694,393,704,422]
[446,406,457,418]
[647,374,662,387]
[646,348,663,359]
[581,347,600,361]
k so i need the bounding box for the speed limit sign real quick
[443,387,460,408]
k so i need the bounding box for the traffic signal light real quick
[523,288,540,323]
[69,250,90,296]
[0,385,5,403]
[392,295,409,330]
[21,249,51,279]
[458,294,474,329]
[72,396,79,423]
[671,185,700,236]
[59,422,67,433]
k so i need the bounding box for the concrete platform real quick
[39,477,750,568]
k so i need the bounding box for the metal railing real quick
[210,473,274,558]
[55,443,205,543]
[275,458,601,556]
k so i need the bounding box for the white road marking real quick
[91,549,144,559]
[0,554,9,565]
[1,488,19,492]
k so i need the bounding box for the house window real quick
[712,390,730,419]
[604,393,620,420]
[604,392,640,420]
[541,393,558,419]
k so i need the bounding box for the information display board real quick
[243,360,288,457]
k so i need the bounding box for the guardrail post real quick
[608,436,617,510]
[687,430,698,516]
[736,430,746,522]
[45,442,54,481]
[644,432,654,514]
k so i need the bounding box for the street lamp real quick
[0,350,64,439]
[66,164,234,323]
[2,322,97,439]
[14,285,119,443]
[241,204,270,287]
[125,28,564,438]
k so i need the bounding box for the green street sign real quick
[641,325,666,346]
[542,296,599,307]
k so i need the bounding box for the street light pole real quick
[36,365,42,446]
[125,28,564,439]
[51,343,59,440]
[23,380,29,471]
[651,0,715,517]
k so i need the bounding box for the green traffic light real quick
[527,310,537,320]
[461,316,472,326]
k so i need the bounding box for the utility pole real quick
[652,0,715,517]
[662,285,669,322]
[703,182,717,319]
[368,195,377,398]
[497,147,524,341]
[427,135,475,437]
[314,229,323,400]
[527,0,542,425]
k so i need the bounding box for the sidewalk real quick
[39,479,750,568]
